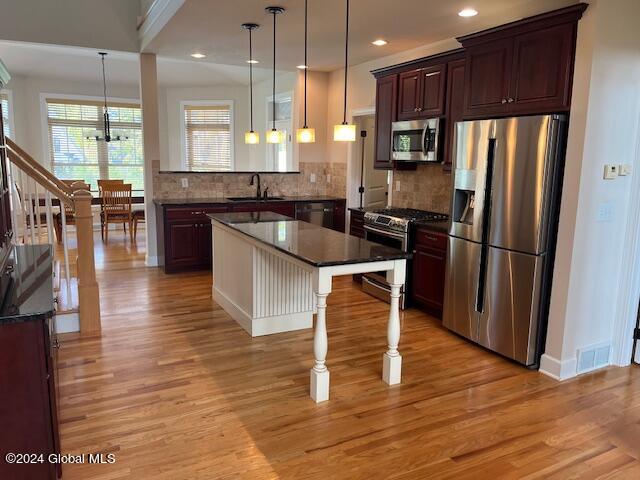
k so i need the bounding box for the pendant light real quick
[333,0,356,142]
[242,23,260,144]
[266,6,285,144]
[296,0,315,143]
[85,52,128,142]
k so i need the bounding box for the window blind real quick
[184,104,232,171]
[0,92,10,139]
[46,99,144,192]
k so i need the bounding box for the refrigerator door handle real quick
[475,138,496,314]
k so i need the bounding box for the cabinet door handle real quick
[417,107,423,111]
[413,107,419,112]
[501,98,507,104]
[425,235,438,242]
[191,211,205,215]
[508,97,514,103]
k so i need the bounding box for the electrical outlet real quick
[181,178,189,188]
[310,173,316,183]
[603,164,618,180]
[327,174,331,183]
[395,181,401,192]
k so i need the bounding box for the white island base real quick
[212,225,314,336]
[211,216,407,403]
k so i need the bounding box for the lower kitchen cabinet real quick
[158,199,346,273]
[412,228,447,317]
[349,209,365,238]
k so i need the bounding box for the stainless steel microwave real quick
[391,118,441,162]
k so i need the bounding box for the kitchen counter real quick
[208,212,409,268]
[208,211,409,402]
[154,195,344,206]
[0,244,55,324]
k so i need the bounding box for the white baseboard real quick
[214,286,312,337]
[145,255,159,267]
[539,353,577,380]
[56,312,79,333]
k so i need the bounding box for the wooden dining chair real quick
[101,183,133,243]
[97,179,124,237]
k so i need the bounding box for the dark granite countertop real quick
[154,196,345,206]
[208,212,410,268]
[0,244,55,324]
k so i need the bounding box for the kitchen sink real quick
[227,196,284,202]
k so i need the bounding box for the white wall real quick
[4,74,140,166]
[159,85,250,171]
[541,0,640,379]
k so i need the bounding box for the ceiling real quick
[145,0,578,72]
[0,41,273,87]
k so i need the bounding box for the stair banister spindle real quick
[33,182,42,242]
[45,190,53,245]
[27,177,35,244]
[59,195,71,300]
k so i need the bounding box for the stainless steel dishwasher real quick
[295,202,334,229]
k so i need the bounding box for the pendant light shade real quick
[266,6,284,144]
[296,0,315,144]
[242,23,260,144]
[86,52,128,142]
[333,0,355,142]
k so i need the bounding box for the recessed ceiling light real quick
[372,39,388,46]
[191,53,206,59]
[247,59,259,64]
[458,8,478,17]
[297,64,308,69]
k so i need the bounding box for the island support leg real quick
[310,271,331,402]
[383,260,406,385]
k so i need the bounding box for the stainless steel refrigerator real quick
[443,114,567,366]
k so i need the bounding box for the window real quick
[266,93,293,172]
[183,103,233,171]
[46,98,144,192]
[0,91,11,139]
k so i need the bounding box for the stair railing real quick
[5,137,101,334]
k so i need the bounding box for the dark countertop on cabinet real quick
[208,211,410,268]
[154,196,345,207]
[0,244,55,324]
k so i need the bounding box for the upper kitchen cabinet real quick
[443,58,466,171]
[397,64,445,120]
[458,3,587,118]
[374,74,397,169]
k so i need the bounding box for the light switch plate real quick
[327,174,331,184]
[395,181,401,192]
[181,178,189,188]
[603,164,618,180]
[619,164,633,176]
[310,173,316,183]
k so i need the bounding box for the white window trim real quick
[39,92,141,172]
[265,91,294,172]
[180,100,235,171]
[0,88,15,139]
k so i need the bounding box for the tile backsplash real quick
[392,164,453,214]
[153,161,346,200]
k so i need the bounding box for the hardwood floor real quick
[56,230,640,479]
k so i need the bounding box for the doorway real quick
[352,114,389,210]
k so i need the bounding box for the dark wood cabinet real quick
[463,41,513,117]
[460,3,586,118]
[412,228,447,316]
[160,200,347,273]
[419,65,446,117]
[397,70,421,119]
[349,209,365,238]
[509,23,575,113]
[397,64,445,120]
[373,75,397,170]
[443,58,466,171]
[0,317,60,480]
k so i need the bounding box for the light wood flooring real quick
[56,229,640,479]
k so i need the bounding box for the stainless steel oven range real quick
[363,208,448,307]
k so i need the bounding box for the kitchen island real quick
[208,211,410,402]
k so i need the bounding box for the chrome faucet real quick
[249,173,261,198]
